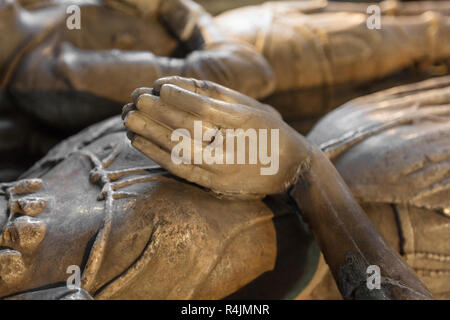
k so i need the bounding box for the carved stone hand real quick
[123,76,313,199]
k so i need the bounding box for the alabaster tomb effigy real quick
[0,0,449,300]
[0,75,447,300]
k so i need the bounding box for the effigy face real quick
[0,116,317,299]
[306,75,450,299]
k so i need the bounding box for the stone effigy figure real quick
[198,0,450,16]
[2,0,450,181]
[3,0,449,129]
[0,113,318,300]
[2,0,274,129]
[123,76,449,299]
[0,0,274,181]
[214,0,450,131]
[1,75,448,299]
[0,0,448,298]
[303,75,450,299]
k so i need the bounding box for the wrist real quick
[285,136,321,191]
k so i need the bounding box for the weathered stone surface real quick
[0,116,317,299]
[306,76,450,299]
[215,0,450,132]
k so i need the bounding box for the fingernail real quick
[131,87,153,103]
[126,131,135,141]
[137,93,159,110]
[126,112,146,130]
[152,79,166,96]
[122,103,135,120]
